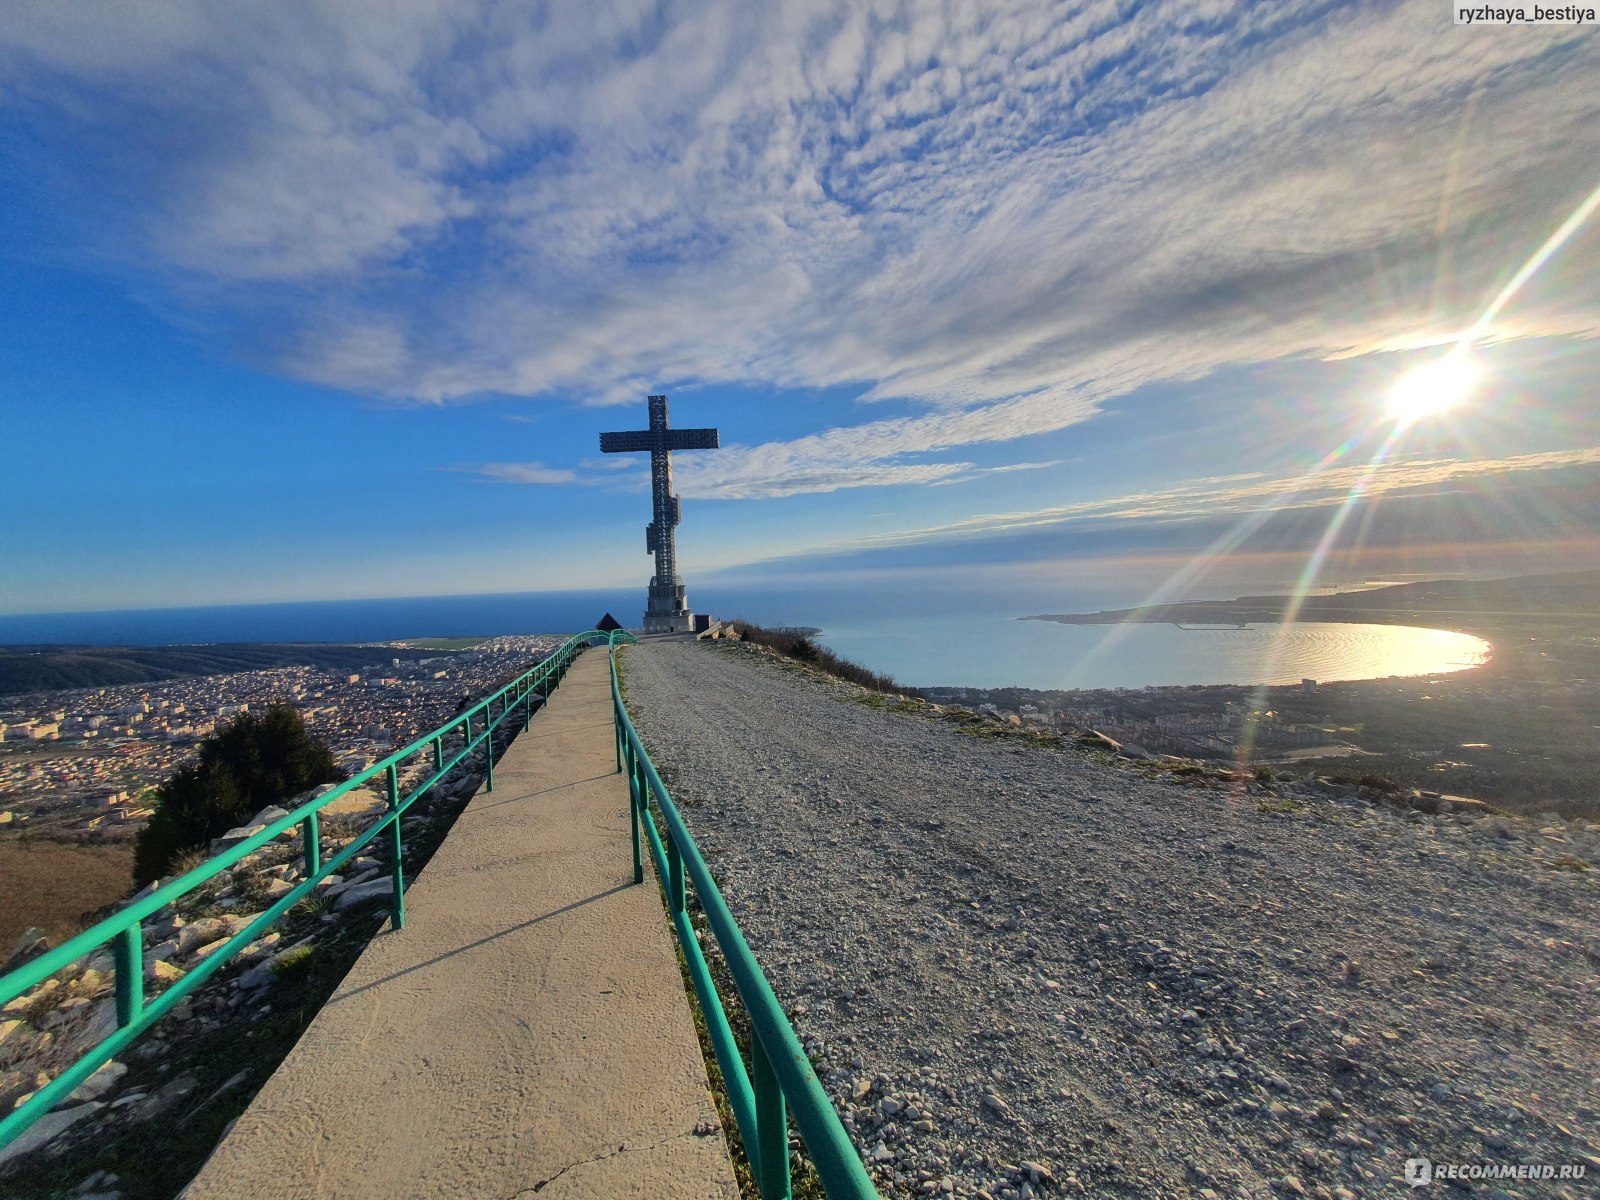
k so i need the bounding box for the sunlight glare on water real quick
[815,618,1490,690]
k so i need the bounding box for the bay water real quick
[0,581,1489,691]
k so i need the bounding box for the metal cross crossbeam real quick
[599,394,720,633]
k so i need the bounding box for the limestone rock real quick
[245,804,291,830]
[177,918,231,955]
[212,824,268,853]
[335,878,395,911]
[191,938,231,962]
[3,928,49,973]
[69,1060,127,1102]
[0,1102,104,1168]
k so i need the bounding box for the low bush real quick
[134,705,341,887]
[725,621,899,694]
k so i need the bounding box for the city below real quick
[0,636,565,843]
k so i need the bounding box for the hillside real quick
[0,644,449,697]
[1023,568,1600,627]
[624,636,1599,1200]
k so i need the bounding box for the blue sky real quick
[2,1,1597,616]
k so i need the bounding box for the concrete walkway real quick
[186,647,738,1199]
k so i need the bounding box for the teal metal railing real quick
[607,635,880,1200]
[0,629,606,1154]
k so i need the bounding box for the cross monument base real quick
[643,611,697,634]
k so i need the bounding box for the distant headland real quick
[1021,568,1600,636]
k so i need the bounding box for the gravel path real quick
[621,637,1599,1200]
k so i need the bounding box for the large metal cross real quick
[599,394,720,633]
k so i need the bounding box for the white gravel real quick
[621,637,1600,1200]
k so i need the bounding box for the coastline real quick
[1019,569,1600,669]
[956,581,1597,814]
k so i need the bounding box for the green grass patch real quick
[1256,798,1305,815]
[291,896,330,920]
[398,636,488,650]
[953,717,1061,749]
[269,944,314,977]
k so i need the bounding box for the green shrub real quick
[725,621,898,693]
[134,705,340,886]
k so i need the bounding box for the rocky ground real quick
[0,744,499,1199]
[623,637,1600,1200]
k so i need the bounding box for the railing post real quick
[114,924,143,1027]
[301,810,320,877]
[628,736,644,886]
[386,763,406,930]
[484,705,496,793]
[752,1034,792,1200]
[434,733,444,776]
[666,822,685,915]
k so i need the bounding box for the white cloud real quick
[579,456,643,471]
[4,0,1598,498]
[459,461,578,485]
[823,445,1600,551]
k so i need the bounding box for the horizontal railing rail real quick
[0,628,614,1154]
[608,636,880,1200]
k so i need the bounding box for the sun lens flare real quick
[1388,352,1479,427]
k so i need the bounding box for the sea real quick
[0,581,1489,692]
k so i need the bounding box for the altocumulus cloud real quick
[3,1,1597,499]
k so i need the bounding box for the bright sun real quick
[1388,353,1480,426]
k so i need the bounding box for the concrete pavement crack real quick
[509,1131,699,1197]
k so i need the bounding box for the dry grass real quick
[0,838,135,949]
[724,621,898,694]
